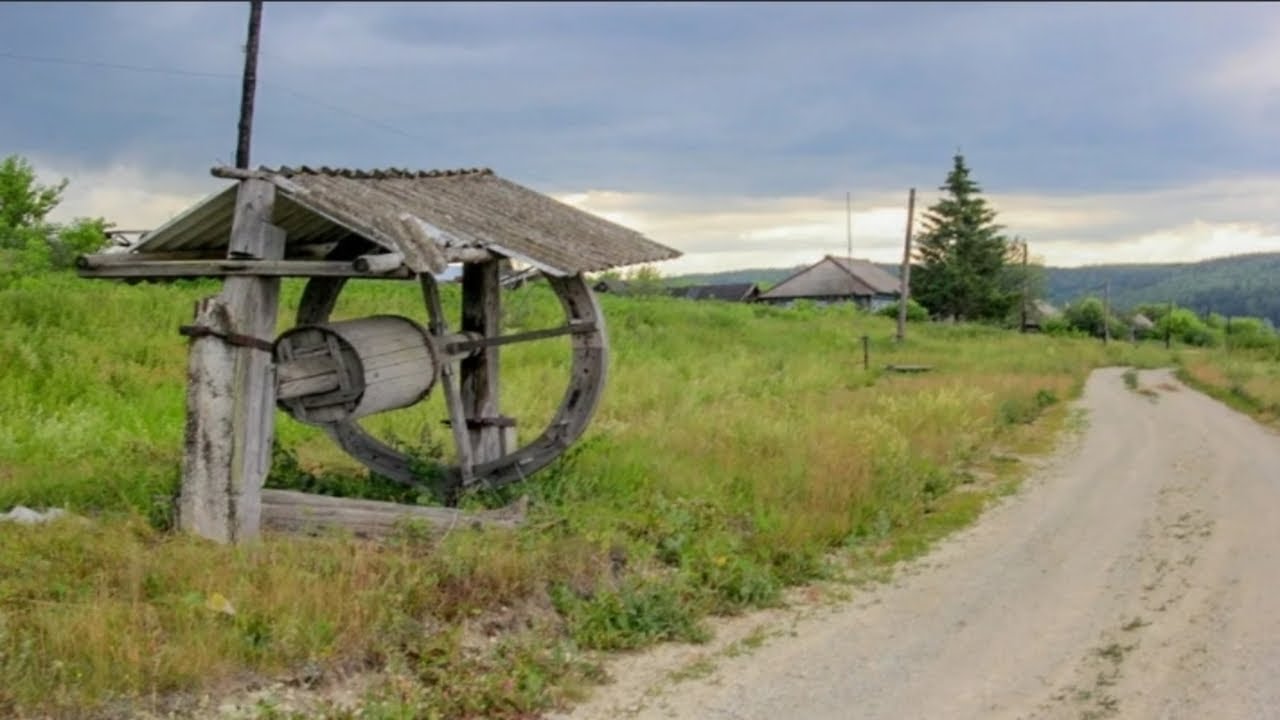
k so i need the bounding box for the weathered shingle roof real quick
[829,256,900,295]
[129,166,681,275]
[668,283,760,302]
[758,255,901,300]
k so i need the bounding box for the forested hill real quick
[667,252,1280,325]
[1043,253,1280,324]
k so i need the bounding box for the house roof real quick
[1032,299,1061,318]
[758,255,901,300]
[128,166,681,276]
[828,256,901,294]
[668,282,759,302]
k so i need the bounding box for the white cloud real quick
[29,155,1280,276]
[562,177,1280,274]
[30,156,218,230]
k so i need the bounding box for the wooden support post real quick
[178,178,285,543]
[862,334,870,371]
[461,260,505,467]
[896,188,916,343]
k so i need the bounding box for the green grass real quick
[0,272,1179,718]
[1176,348,1280,426]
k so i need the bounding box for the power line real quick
[0,50,237,80]
[0,49,429,143]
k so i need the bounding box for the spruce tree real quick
[911,154,1018,322]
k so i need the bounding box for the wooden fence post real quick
[178,178,285,543]
[862,334,870,371]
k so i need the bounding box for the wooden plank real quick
[885,364,934,373]
[76,257,414,280]
[461,260,505,468]
[177,178,285,544]
[260,489,526,538]
[275,355,340,400]
[421,275,474,489]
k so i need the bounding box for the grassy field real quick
[0,272,1189,718]
[1177,348,1280,427]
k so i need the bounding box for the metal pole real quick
[236,0,264,169]
[896,188,916,342]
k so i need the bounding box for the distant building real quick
[1130,312,1156,338]
[667,282,761,303]
[1023,299,1062,332]
[756,255,900,310]
[592,278,633,294]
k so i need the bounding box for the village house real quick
[667,282,761,303]
[756,255,901,310]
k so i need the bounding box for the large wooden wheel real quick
[290,260,606,501]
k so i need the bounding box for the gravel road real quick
[555,368,1280,720]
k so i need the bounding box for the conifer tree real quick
[912,154,1018,322]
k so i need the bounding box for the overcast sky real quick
[3,1,1278,273]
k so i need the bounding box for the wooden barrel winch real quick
[273,315,440,425]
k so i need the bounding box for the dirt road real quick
[556,368,1280,720]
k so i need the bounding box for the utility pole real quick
[1102,281,1111,345]
[896,188,916,342]
[236,0,264,169]
[846,191,852,260]
[1020,238,1029,333]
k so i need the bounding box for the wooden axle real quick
[76,255,415,280]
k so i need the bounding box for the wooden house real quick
[756,255,900,310]
[1022,299,1062,332]
[667,282,760,303]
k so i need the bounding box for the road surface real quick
[555,368,1280,720]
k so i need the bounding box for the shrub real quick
[875,298,929,322]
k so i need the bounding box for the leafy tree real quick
[1154,307,1217,347]
[1063,296,1130,339]
[0,154,110,278]
[911,154,1019,322]
[624,264,667,297]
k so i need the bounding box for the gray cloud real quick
[7,1,1280,275]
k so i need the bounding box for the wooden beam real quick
[461,260,505,470]
[260,489,526,538]
[178,178,285,544]
[352,252,405,274]
[76,257,414,280]
[76,249,227,265]
[421,275,475,491]
[444,247,495,264]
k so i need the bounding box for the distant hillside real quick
[667,252,1280,325]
